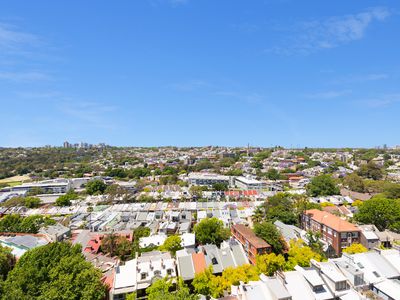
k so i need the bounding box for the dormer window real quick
[335,281,347,291]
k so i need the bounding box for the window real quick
[167,269,173,275]
[336,281,347,291]
[141,273,147,280]
[211,257,218,265]
[154,270,161,276]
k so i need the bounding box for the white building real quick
[235,176,264,190]
[110,251,177,300]
[188,172,232,187]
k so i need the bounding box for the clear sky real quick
[0,0,399,148]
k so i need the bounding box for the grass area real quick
[5,181,22,187]
[0,175,30,184]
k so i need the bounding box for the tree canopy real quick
[357,162,383,180]
[159,235,182,255]
[193,218,230,247]
[354,196,400,232]
[343,173,365,193]
[252,193,298,225]
[256,253,285,276]
[343,243,368,254]
[55,190,78,206]
[85,180,107,195]
[192,265,258,298]
[1,242,106,300]
[0,244,15,281]
[254,221,286,254]
[146,277,198,300]
[0,214,55,234]
[306,174,340,197]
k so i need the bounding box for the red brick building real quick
[231,224,271,264]
[302,209,361,256]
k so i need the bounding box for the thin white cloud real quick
[214,91,265,104]
[360,93,400,108]
[168,79,209,91]
[0,71,51,82]
[332,73,389,84]
[269,7,390,55]
[0,22,39,51]
[57,100,119,129]
[306,90,352,99]
[15,90,61,99]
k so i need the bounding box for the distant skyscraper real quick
[63,141,71,148]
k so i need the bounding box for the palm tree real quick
[101,233,119,256]
[252,205,266,224]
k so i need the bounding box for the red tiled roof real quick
[232,224,270,248]
[305,209,360,232]
[192,253,207,274]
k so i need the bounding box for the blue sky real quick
[0,0,399,148]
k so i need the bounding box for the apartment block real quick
[231,224,271,264]
[301,209,360,256]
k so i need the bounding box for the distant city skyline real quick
[1,1,399,148]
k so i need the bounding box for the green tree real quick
[343,173,365,193]
[250,160,263,169]
[305,231,325,257]
[126,292,136,300]
[24,196,41,208]
[382,182,400,199]
[285,239,322,270]
[220,264,259,291]
[343,243,368,254]
[0,214,55,234]
[159,235,182,255]
[192,267,218,297]
[0,244,16,281]
[254,222,286,254]
[193,218,230,246]
[256,253,285,276]
[212,182,228,191]
[101,233,120,257]
[225,169,243,176]
[252,193,298,225]
[55,190,78,206]
[132,226,151,254]
[85,180,107,195]
[116,237,133,261]
[265,168,280,180]
[354,196,400,231]
[306,174,340,196]
[357,162,383,180]
[1,242,106,300]
[146,277,198,300]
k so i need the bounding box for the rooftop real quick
[304,209,360,232]
[231,224,270,248]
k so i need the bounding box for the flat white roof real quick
[374,279,400,300]
[114,259,137,289]
[235,176,261,184]
[188,173,230,180]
